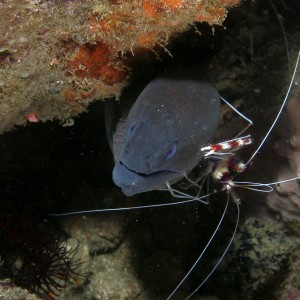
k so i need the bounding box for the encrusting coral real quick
[0,0,240,133]
[221,218,300,300]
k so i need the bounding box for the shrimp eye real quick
[164,142,177,160]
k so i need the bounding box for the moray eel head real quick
[113,68,220,196]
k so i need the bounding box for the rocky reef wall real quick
[0,0,239,132]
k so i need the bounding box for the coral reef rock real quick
[0,0,240,133]
[225,218,299,300]
[0,279,41,300]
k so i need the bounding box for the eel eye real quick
[127,121,138,135]
[164,142,177,160]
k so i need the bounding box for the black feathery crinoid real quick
[0,197,83,299]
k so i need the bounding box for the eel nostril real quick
[124,145,132,155]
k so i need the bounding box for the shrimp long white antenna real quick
[220,96,253,125]
[245,50,300,167]
[185,200,239,300]
[230,176,300,192]
[167,196,239,300]
[48,193,213,217]
[220,96,253,137]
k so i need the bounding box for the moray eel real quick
[112,68,220,196]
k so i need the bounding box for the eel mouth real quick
[119,160,176,177]
[113,161,181,196]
